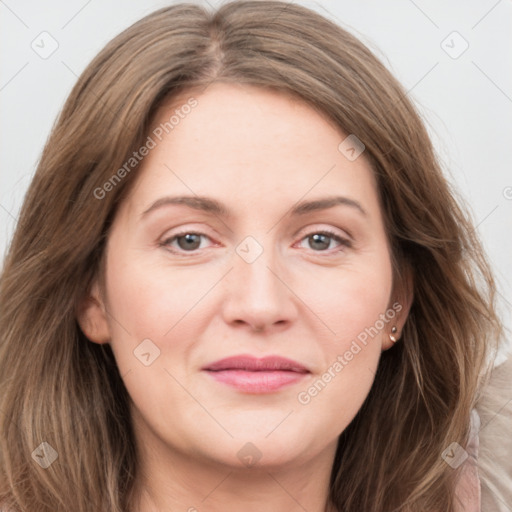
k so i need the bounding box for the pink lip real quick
[202,355,310,393]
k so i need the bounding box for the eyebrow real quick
[141,195,367,219]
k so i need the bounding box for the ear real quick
[76,280,111,344]
[383,265,414,351]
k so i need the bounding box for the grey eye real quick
[175,233,203,251]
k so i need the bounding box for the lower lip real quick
[204,369,308,393]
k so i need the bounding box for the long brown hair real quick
[0,2,502,510]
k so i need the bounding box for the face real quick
[80,82,409,472]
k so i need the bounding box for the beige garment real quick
[476,355,512,512]
[454,408,481,511]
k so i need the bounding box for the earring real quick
[389,326,398,343]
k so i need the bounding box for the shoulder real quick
[476,355,512,511]
[453,408,481,511]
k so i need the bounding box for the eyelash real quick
[160,228,352,256]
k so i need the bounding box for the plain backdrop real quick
[1,0,511,357]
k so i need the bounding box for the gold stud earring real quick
[389,326,398,343]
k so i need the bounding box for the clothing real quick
[476,354,512,511]
[455,354,512,511]
[454,409,481,511]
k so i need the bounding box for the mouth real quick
[201,355,310,393]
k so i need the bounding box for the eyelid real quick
[293,223,353,242]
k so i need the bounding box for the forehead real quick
[122,82,379,219]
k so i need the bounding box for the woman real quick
[0,1,504,511]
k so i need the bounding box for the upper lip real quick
[202,355,310,373]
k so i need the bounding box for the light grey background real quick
[1,0,511,357]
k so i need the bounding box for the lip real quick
[202,355,310,393]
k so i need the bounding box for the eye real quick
[296,229,351,253]
[161,231,214,254]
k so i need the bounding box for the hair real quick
[0,1,503,511]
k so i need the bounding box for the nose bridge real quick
[221,233,296,329]
[235,233,284,301]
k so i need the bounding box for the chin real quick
[192,426,319,471]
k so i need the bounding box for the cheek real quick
[333,276,391,350]
[101,257,209,434]
[293,280,389,438]
[101,247,209,381]
[303,255,393,352]
[294,255,392,419]
[104,250,211,335]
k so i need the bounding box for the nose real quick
[220,241,298,333]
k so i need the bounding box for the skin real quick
[79,82,412,512]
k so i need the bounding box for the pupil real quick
[179,234,200,250]
[310,233,329,250]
